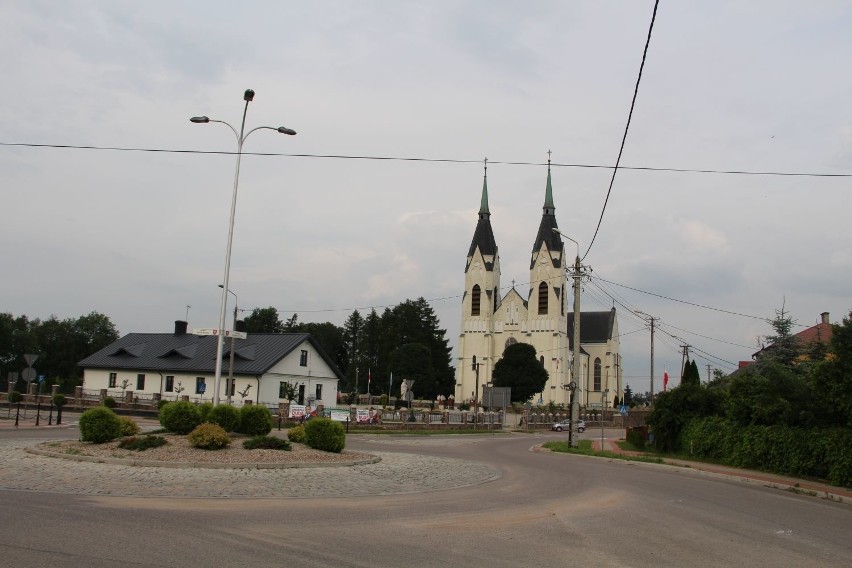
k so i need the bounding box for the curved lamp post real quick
[191,89,297,405]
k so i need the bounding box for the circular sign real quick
[21,368,36,381]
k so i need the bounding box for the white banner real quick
[289,405,306,419]
[329,409,350,422]
[356,408,371,423]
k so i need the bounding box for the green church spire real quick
[479,157,490,217]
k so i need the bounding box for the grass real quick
[542,439,664,464]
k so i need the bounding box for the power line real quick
[2,141,850,178]
[583,0,660,261]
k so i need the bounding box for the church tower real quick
[526,158,570,402]
[456,161,501,404]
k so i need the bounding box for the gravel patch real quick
[30,435,377,468]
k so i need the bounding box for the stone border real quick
[25,445,380,469]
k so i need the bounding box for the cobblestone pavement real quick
[0,438,500,499]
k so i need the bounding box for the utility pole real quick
[552,228,589,447]
[680,344,691,379]
[706,364,712,384]
[635,311,657,403]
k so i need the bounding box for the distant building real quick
[455,160,622,407]
[78,320,343,407]
[738,311,834,373]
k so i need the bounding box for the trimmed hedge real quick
[679,417,852,487]
[118,416,141,437]
[243,436,291,450]
[198,402,214,423]
[208,404,241,432]
[237,405,273,437]
[305,417,346,453]
[287,424,306,444]
[188,423,231,450]
[118,435,167,451]
[79,407,122,443]
[159,400,202,434]
[102,396,117,409]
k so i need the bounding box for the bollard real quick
[48,402,54,425]
[35,402,41,426]
[15,402,21,427]
[278,415,282,431]
[346,416,350,433]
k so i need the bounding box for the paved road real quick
[1,425,851,567]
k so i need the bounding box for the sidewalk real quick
[593,436,852,504]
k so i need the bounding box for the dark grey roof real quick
[567,308,617,348]
[78,332,344,380]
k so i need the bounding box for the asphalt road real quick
[1,426,850,567]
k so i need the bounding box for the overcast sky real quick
[2,1,851,393]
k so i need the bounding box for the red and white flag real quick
[663,369,669,392]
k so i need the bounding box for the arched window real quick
[538,282,548,315]
[561,284,565,316]
[471,284,481,317]
[594,357,602,391]
[494,287,499,313]
[504,337,518,352]
[540,355,545,367]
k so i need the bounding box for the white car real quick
[551,419,585,433]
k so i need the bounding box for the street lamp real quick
[552,227,588,447]
[600,388,609,452]
[191,88,297,405]
[218,284,238,404]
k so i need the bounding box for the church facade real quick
[455,162,622,408]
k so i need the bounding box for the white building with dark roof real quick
[456,161,622,407]
[78,320,343,407]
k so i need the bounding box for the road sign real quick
[224,330,247,339]
[618,404,629,416]
[21,368,36,382]
[24,354,39,367]
[193,328,219,336]
[198,383,206,394]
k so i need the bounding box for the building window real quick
[136,374,145,391]
[195,377,206,395]
[594,358,602,391]
[279,381,291,399]
[229,380,236,397]
[539,355,545,367]
[315,384,322,401]
[538,282,548,315]
[108,373,117,388]
[561,284,565,316]
[300,350,308,366]
[471,284,481,316]
[165,376,174,392]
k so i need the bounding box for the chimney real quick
[821,312,830,325]
[174,320,188,336]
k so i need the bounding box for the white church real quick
[455,161,623,409]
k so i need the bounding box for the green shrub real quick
[102,396,117,409]
[157,399,171,412]
[243,436,291,450]
[305,417,346,453]
[198,402,214,422]
[626,428,646,450]
[9,391,23,404]
[188,423,231,450]
[159,400,202,434]
[237,405,273,436]
[208,404,241,432]
[118,415,141,437]
[118,435,167,451]
[287,424,306,443]
[79,407,122,443]
[52,393,67,407]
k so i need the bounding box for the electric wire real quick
[2,141,850,178]
[583,0,660,261]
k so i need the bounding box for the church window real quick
[538,282,548,315]
[494,287,499,313]
[561,284,565,316]
[594,358,602,391]
[471,285,481,316]
[540,355,545,367]
[504,337,518,352]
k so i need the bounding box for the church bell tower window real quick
[538,282,548,315]
[471,285,481,317]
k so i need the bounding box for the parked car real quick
[551,419,585,433]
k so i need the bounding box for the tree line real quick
[646,308,852,486]
[1,311,119,393]
[243,297,455,401]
